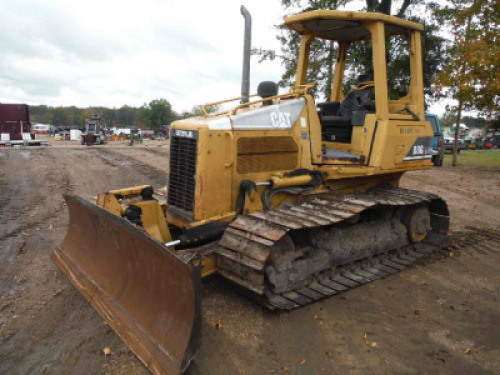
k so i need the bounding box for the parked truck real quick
[425,114,444,166]
[0,104,48,146]
[0,104,31,142]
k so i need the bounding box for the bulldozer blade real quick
[51,195,201,374]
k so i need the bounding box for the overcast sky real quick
[0,0,447,114]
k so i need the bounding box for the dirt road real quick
[1,144,499,374]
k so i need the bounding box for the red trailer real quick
[0,104,31,141]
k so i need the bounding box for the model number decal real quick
[412,145,424,155]
[172,129,197,139]
[404,137,433,161]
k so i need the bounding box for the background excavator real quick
[52,7,449,375]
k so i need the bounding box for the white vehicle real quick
[443,132,465,153]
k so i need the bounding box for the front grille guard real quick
[168,130,198,214]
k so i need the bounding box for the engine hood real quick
[170,98,306,132]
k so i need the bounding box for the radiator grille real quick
[168,131,198,212]
[237,136,298,174]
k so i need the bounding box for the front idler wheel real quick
[403,206,431,243]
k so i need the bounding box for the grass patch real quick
[443,149,500,167]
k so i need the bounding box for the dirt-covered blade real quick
[51,195,201,375]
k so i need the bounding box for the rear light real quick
[438,137,443,148]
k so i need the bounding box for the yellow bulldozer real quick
[52,8,449,375]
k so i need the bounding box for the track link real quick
[263,236,445,310]
[216,186,452,310]
[261,228,499,310]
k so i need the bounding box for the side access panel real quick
[52,195,201,374]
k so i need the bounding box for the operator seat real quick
[318,74,375,143]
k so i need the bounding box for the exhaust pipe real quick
[240,5,251,103]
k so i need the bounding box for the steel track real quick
[216,186,453,310]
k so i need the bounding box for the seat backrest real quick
[338,91,358,117]
[317,101,340,116]
[338,74,374,118]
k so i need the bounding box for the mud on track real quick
[0,145,499,375]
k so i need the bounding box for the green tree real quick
[434,0,499,165]
[30,105,48,123]
[254,0,349,99]
[52,107,69,126]
[43,110,54,125]
[439,110,457,129]
[139,99,176,129]
[487,118,500,131]
[255,0,446,103]
[79,108,95,125]
[365,0,418,16]
[117,105,137,126]
[461,116,487,129]
[102,108,117,126]
[28,101,181,129]
[65,106,80,125]
[179,104,221,119]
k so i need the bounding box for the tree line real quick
[440,112,498,131]
[434,0,498,164]
[29,99,209,129]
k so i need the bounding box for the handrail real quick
[231,82,317,115]
[292,82,317,93]
[353,81,375,90]
[224,131,235,168]
[230,93,296,115]
[201,94,259,115]
[202,82,316,116]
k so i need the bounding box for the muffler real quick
[240,5,252,103]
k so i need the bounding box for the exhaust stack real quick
[240,5,252,103]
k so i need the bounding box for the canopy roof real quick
[285,10,424,41]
